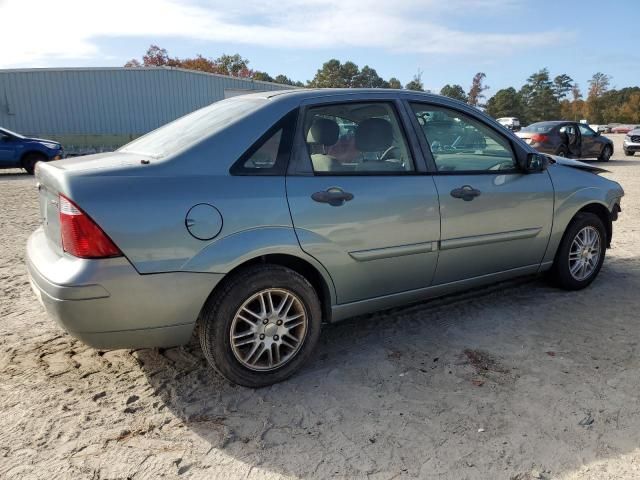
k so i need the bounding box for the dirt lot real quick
[1,134,639,480]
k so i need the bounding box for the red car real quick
[611,124,640,134]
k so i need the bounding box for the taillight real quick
[531,134,549,143]
[59,195,122,259]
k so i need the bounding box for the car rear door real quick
[406,100,554,285]
[286,96,440,304]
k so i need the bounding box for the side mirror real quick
[520,152,547,173]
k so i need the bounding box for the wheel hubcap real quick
[568,226,601,281]
[230,288,308,371]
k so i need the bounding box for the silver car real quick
[27,89,624,387]
[623,128,640,156]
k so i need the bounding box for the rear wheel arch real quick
[202,253,334,324]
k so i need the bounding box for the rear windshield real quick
[520,123,554,133]
[119,96,265,158]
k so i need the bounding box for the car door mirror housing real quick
[521,153,548,173]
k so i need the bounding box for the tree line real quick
[485,69,640,124]
[125,45,421,90]
[126,46,640,124]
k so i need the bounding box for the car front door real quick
[407,101,554,285]
[286,98,440,304]
[578,124,601,157]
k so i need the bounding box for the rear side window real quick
[302,102,415,174]
[231,110,297,175]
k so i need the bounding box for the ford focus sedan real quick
[27,89,624,387]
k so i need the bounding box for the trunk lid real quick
[34,152,152,253]
[35,164,65,254]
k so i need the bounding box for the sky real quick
[1,0,638,97]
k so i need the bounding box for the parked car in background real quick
[516,121,613,161]
[0,127,64,174]
[496,117,520,131]
[623,128,640,156]
[611,124,640,134]
[27,90,624,387]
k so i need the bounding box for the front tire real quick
[624,149,635,157]
[22,152,46,175]
[550,212,606,290]
[198,265,322,387]
[598,145,612,162]
[556,146,568,157]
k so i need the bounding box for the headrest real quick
[306,118,339,146]
[355,118,393,152]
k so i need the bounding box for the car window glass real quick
[241,129,282,170]
[578,124,595,136]
[303,102,414,174]
[410,103,516,172]
[119,97,264,158]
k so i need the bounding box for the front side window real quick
[303,102,414,174]
[578,124,596,136]
[410,103,516,172]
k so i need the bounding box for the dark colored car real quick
[516,121,613,162]
[0,127,64,174]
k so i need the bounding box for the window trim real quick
[288,99,427,177]
[405,100,530,176]
[230,109,298,176]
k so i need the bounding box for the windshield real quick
[119,96,266,157]
[0,127,25,139]
[521,123,554,133]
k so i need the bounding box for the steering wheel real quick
[380,145,398,161]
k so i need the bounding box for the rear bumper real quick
[26,227,223,349]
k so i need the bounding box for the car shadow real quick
[137,258,640,478]
[606,159,640,167]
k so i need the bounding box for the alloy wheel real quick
[230,288,308,371]
[568,226,601,281]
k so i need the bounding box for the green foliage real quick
[519,69,560,122]
[485,87,525,121]
[552,74,574,99]
[405,71,424,92]
[308,59,396,88]
[388,77,402,89]
[126,46,639,124]
[252,71,274,82]
[439,84,467,102]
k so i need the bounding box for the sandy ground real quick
[1,134,639,480]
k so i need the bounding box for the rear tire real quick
[598,145,612,162]
[198,265,322,387]
[22,152,46,175]
[549,212,606,290]
[556,146,568,157]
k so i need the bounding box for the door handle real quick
[450,185,481,201]
[311,188,354,206]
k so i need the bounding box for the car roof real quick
[241,88,447,103]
